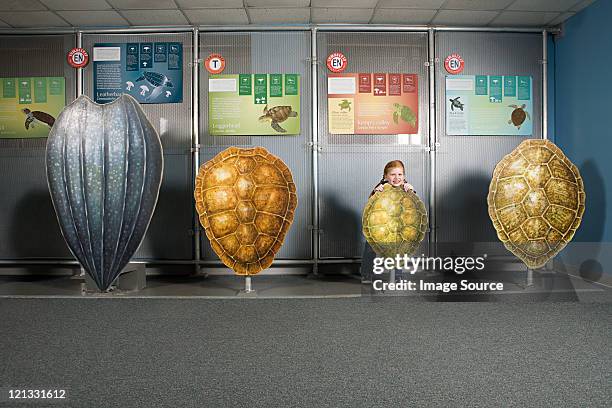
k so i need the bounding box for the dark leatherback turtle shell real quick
[46,94,163,291]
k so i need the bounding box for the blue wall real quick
[553,0,611,275]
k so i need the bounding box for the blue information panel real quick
[93,42,183,104]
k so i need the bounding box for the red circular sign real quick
[67,48,89,68]
[204,53,225,74]
[326,52,347,73]
[444,53,464,74]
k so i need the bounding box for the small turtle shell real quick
[267,106,293,122]
[32,111,56,127]
[144,72,166,87]
[362,184,428,258]
[511,109,527,126]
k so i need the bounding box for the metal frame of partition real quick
[0,25,555,271]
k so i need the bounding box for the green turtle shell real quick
[362,184,428,258]
[488,139,585,269]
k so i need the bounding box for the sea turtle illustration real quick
[258,105,298,133]
[338,99,351,112]
[488,139,585,269]
[135,71,173,100]
[508,104,530,129]
[449,97,464,111]
[21,108,55,130]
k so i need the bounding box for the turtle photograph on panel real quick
[488,139,585,269]
[508,104,530,130]
[258,105,298,133]
[21,108,55,130]
[449,96,464,111]
[135,71,174,101]
[194,146,297,275]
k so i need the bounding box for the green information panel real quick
[209,74,300,136]
[0,76,65,138]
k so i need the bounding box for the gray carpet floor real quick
[1,298,611,407]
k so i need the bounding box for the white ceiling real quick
[0,0,597,28]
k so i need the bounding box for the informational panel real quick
[446,75,533,136]
[84,33,193,260]
[0,34,76,260]
[0,77,65,138]
[93,42,183,104]
[327,73,418,135]
[209,73,300,135]
[317,32,430,258]
[435,32,543,257]
[199,31,313,261]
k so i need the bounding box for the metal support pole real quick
[76,31,83,97]
[542,30,548,141]
[427,28,437,269]
[310,27,320,277]
[192,28,202,275]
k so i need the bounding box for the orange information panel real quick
[327,73,418,134]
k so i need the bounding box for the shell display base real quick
[237,276,257,297]
[81,263,146,294]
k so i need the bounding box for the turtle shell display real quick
[488,139,585,269]
[195,147,297,275]
[362,184,428,258]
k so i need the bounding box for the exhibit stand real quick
[81,263,146,294]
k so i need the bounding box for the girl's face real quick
[385,167,405,187]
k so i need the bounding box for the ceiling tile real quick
[570,0,595,12]
[312,8,373,23]
[177,0,243,7]
[249,8,310,24]
[246,0,310,6]
[442,0,514,10]
[507,0,581,12]
[311,0,378,8]
[106,0,177,9]
[122,10,189,25]
[0,0,46,11]
[547,12,576,25]
[378,0,445,7]
[58,10,129,26]
[184,8,249,25]
[432,10,498,25]
[371,8,436,24]
[490,11,561,26]
[40,0,112,10]
[0,11,70,27]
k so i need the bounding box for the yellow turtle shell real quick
[362,184,428,258]
[488,139,585,269]
[194,147,297,275]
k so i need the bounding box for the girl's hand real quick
[374,184,384,192]
[403,182,415,193]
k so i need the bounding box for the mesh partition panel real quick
[0,34,76,259]
[199,31,313,260]
[317,31,430,258]
[435,32,543,256]
[82,32,193,260]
